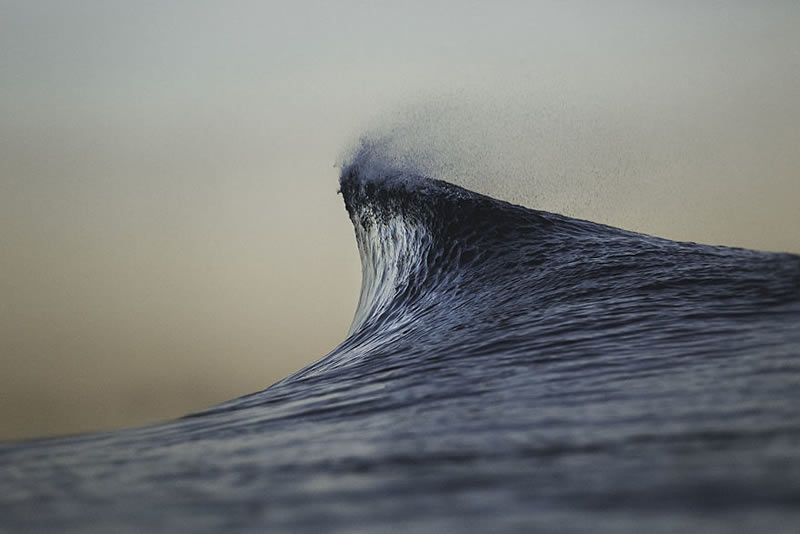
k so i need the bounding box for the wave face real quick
[2,154,800,533]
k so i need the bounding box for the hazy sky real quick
[2,1,799,439]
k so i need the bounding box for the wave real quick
[2,147,800,533]
[275,146,800,384]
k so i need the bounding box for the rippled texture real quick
[2,157,800,533]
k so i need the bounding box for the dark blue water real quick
[2,152,800,533]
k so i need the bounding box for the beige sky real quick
[1,1,798,440]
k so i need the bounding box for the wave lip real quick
[336,155,540,326]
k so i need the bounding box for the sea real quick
[2,149,799,533]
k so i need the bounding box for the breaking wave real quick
[2,145,800,533]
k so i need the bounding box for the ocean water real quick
[2,153,800,533]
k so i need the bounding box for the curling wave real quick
[285,151,800,386]
[2,149,800,534]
